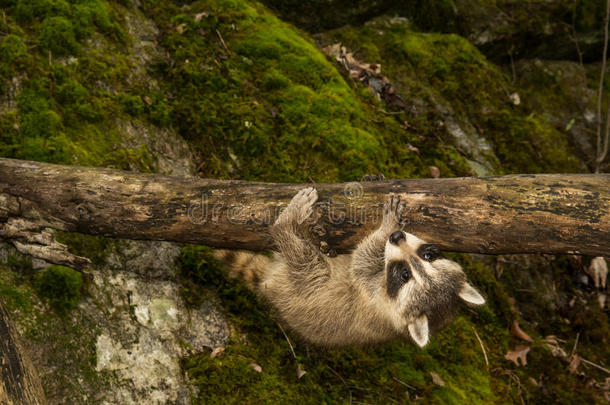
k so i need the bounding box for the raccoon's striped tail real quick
[214,249,271,290]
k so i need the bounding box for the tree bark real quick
[0,300,46,405]
[0,158,609,265]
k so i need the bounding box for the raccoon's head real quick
[384,230,485,348]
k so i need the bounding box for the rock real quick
[117,120,197,177]
[90,270,228,405]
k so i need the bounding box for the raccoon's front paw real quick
[382,194,406,229]
[276,187,318,225]
[361,173,386,182]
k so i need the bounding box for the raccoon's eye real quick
[400,269,411,282]
[418,244,442,262]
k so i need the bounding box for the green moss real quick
[142,0,431,182]
[35,265,83,313]
[324,20,580,174]
[0,261,36,314]
[55,232,113,266]
[38,16,79,56]
[0,34,29,78]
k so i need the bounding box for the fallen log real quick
[0,157,608,266]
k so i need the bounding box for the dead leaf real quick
[507,297,519,314]
[249,362,262,373]
[569,354,581,374]
[596,377,610,390]
[296,364,307,379]
[527,377,538,387]
[142,96,152,105]
[511,320,533,342]
[429,166,440,178]
[194,11,209,21]
[504,345,530,366]
[430,372,445,387]
[406,143,419,153]
[543,336,568,359]
[598,293,607,310]
[210,346,225,358]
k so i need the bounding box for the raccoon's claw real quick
[382,194,406,228]
[276,187,318,225]
[361,173,386,182]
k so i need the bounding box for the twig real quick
[276,322,296,359]
[508,46,516,84]
[600,99,610,167]
[595,0,610,173]
[326,365,348,386]
[215,29,231,56]
[580,357,610,374]
[570,332,580,357]
[473,327,489,369]
[392,376,417,391]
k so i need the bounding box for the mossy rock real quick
[323,19,581,174]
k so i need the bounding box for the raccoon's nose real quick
[389,231,405,245]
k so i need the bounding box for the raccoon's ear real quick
[408,314,429,348]
[459,282,485,305]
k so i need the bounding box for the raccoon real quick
[216,187,485,347]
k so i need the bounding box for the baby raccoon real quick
[216,187,485,347]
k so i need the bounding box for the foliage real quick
[35,265,83,313]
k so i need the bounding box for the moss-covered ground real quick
[0,0,608,403]
[321,17,582,174]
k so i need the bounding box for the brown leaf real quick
[543,336,568,359]
[142,96,153,105]
[249,362,262,373]
[509,92,521,105]
[210,346,225,358]
[406,143,419,153]
[194,11,209,21]
[430,372,445,387]
[504,345,530,366]
[510,320,533,342]
[429,166,440,178]
[296,364,307,379]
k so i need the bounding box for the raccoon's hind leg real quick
[271,187,329,283]
[215,250,271,290]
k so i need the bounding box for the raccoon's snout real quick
[389,231,405,245]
